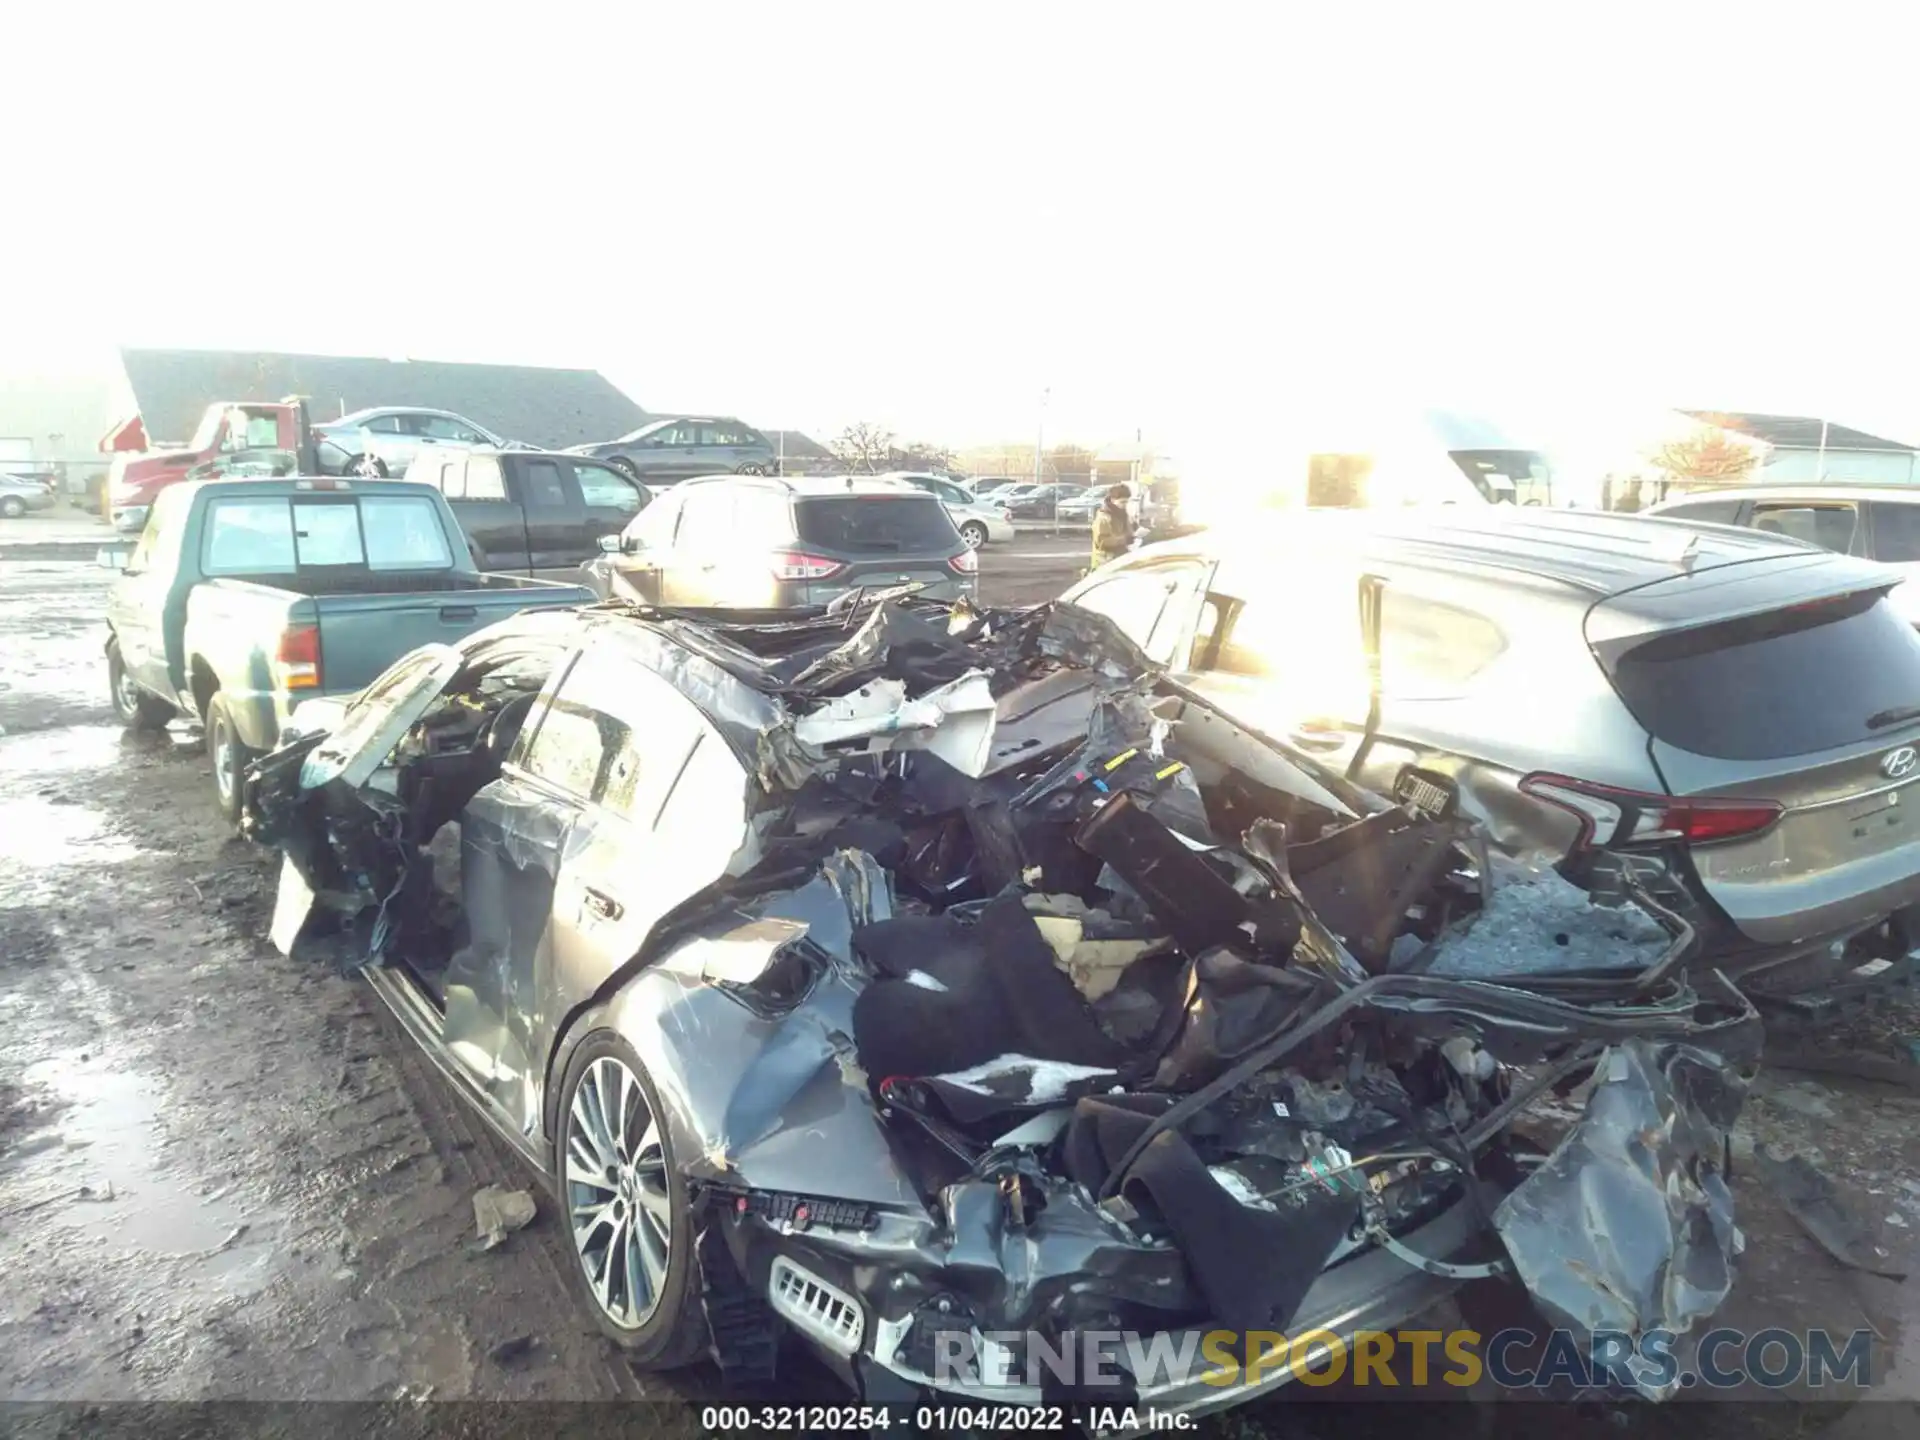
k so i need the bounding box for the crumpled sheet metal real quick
[1492,1038,1748,1398]
[790,671,999,778]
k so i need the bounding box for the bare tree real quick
[893,440,956,472]
[829,422,897,474]
[1649,420,1763,490]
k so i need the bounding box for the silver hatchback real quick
[1058,506,1920,1008]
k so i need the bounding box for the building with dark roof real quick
[1680,410,1918,485]
[113,348,649,451]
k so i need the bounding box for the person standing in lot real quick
[1090,483,1133,572]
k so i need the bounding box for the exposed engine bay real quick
[242,592,1761,1414]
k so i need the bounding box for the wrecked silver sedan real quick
[240,591,1760,1419]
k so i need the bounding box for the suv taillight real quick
[948,548,979,575]
[276,623,322,691]
[771,551,845,581]
[1519,772,1783,850]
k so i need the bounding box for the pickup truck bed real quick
[105,476,596,822]
[188,573,585,733]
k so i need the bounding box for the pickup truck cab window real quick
[574,462,645,517]
[464,457,507,501]
[521,459,569,510]
[202,494,455,574]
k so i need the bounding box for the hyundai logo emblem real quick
[1884,746,1919,780]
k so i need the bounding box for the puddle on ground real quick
[0,797,142,869]
[0,723,136,778]
[5,1054,284,1298]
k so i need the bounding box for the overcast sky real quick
[5,2,1917,454]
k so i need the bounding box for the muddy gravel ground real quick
[2,551,1919,1440]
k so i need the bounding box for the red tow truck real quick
[105,397,333,533]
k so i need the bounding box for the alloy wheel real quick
[114,665,142,718]
[565,1055,673,1328]
[961,523,987,550]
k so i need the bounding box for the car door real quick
[446,644,751,1139]
[107,488,189,700]
[658,485,740,605]
[600,487,684,602]
[505,456,592,579]
[434,456,527,572]
[357,413,413,471]
[629,422,697,482]
[567,459,650,561]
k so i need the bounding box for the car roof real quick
[1131,504,1884,601]
[331,406,473,423]
[1653,484,1920,507]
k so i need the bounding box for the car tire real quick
[205,693,258,828]
[734,463,769,476]
[107,639,175,732]
[608,457,642,483]
[959,520,989,550]
[0,495,26,518]
[554,1030,708,1367]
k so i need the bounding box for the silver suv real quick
[1058,506,1920,1008]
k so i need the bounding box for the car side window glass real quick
[465,456,507,501]
[521,650,704,821]
[675,487,735,550]
[624,491,682,548]
[1660,499,1740,525]
[1869,503,1920,563]
[364,415,406,435]
[574,462,645,517]
[1379,594,1507,692]
[1752,503,1857,553]
[1070,567,1192,662]
[518,459,569,510]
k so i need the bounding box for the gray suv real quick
[1058,506,1920,1007]
[586,474,977,609]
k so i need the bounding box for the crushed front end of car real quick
[239,593,1761,1424]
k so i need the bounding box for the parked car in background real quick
[404,449,651,578]
[1003,482,1086,520]
[102,476,594,822]
[586,474,976,609]
[875,470,1015,548]
[565,417,777,485]
[966,476,1019,497]
[313,408,518,478]
[1057,506,1920,1009]
[1052,485,1109,523]
[0,470,57,517]
[1649,485,1920,626]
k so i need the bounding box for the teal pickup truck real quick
[103,476,594,822]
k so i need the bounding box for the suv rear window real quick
[1611,589,1920,759]
[795,496,958,553]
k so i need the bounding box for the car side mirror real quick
[598,534,622,554]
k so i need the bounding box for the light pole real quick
[1036,386,1051,536]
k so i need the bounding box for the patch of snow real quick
[1427,859,1669,978]
[904,970,948,992]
